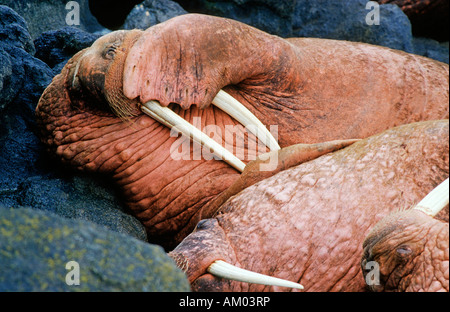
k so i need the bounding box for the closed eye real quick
[104,45,117,60]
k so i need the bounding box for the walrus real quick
[36,14,449,251]
[361,178,449,292]
[169,120,449,291]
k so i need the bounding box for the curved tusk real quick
[141,101,246,172]
[212,90,280,151]
[141,91,280,172]
[207,260,304,290]
[413,178,449,217]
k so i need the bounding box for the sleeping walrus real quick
[36,14,449,251]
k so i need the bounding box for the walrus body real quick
[170,120,449,291]
[36,14,449,248]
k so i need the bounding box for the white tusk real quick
[141,101,246,172]
[207,260,304,290]
[413,178,449,217]
[212,90,281,151]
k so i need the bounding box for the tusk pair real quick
[413,178,449,217]
[140,90,280,173]
[207,260,304,290]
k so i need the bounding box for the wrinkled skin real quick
[362,209,449,292]
[169,120,449,291]
[35,14,449,248]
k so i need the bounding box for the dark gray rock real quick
[0,206,190,291]
[0,6,147,242]
[0,5,36,112]
[123,0,188,30]
[0,6,55,191]
[178,0,295,37]
[292,0,414,53]
[0,47,15,112]
[0,5,34,54]
[0,0,106,39]
[0,6,54,116]
[15,174,148,241]
[34,27,101,74]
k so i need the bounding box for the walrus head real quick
[35,15,279,246]
[68,29,143,119]
[38,19,276,173]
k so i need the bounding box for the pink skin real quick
[169,120,449,291]
[36,14,449,249]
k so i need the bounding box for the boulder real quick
[0,0,105,39]
[0,207,190,291]
[0,5,54,117]
[0,5,34,53]
[123,0,188,30]
[292,0,414,52]
[413,37,449,64]
[34,27,101,74]
[0,5,37,112]
[176,0,295,37]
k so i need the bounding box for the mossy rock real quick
[0,207,190,291]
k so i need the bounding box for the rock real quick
[0,5,35,54]
[0,6,147,241]
[0,206,190,291]
[0,47,15,112]
[123,0,188,30]
[34,27,101,74]
[15,174,148,241]
[412,37,449,64]
[0,0,105,39]
[292,0,414,53]
[177,0,295,37]
[0,6,53,116]
[0,5,37,112]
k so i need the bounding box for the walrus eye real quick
[395,245,413,262]
[104,45,116,60]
